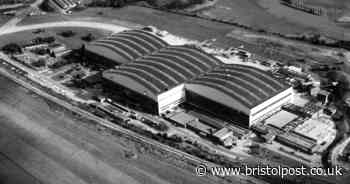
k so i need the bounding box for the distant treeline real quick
[87,0,131,8]
[147,0,205,9]
[0,0,33,5]
[287,33,350,51]
[87,0,205,9]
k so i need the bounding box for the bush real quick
[31,48,50,55]
[2,43,22,54]
[32,36,55,44]
[148,0,205,9]
[88,0,127,8]
[39,0,55,12]
[81,33,96,42]
[32,58,46,67]
[58,30,76,37]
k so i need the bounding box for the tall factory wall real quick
[249,87,294,126]
[102,79,158,114]
[84,46,130,67]
[185,90,250,127]
[157,84,186,114]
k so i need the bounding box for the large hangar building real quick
[88,29,293,127]
[186,64,292,127]
[103,45,221,114]
[85,29,169,66]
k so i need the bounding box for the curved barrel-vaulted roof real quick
[187,64,289,113]
[103,45,221,99]
[87,29,168,64]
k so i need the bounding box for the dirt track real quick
[0,75,219,184]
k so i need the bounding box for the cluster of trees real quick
[31,48,50,55]
[0,0,26,5]
[1,43,22,55]
[31,58,46,67]
[324,71,349,102]
[39,0,55,12]
[87,0,205,9]
[57,30,76,38]
[81,33,96,42]
[282,33,350,51]
[87,0,129,8]
[31,36,56,45]
[149,0,205,9]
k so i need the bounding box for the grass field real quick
[0,27,111,49]
[304,0,350,10]
[0,15,11,26]
[18,6,347,65]
[198,0,350,40]
[18,13,69,25]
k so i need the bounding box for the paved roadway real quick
[0,20,130,35]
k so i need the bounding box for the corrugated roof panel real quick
[205,73,266,100]
[88,29,169,64]
[91,42,134,61]
[136,58,187,82]
[124,62,178,86]
[95,40,140,59]
[105,70,161,94]
[118,66,168,91]
[189,64,290,110]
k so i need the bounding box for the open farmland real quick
[197,0,350,40]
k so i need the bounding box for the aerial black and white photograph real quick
[0,0,349,183]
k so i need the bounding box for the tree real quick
[50,51,56,58]
[325,71,349,101]
[81,33,96,42]
[58,30,76,37]
[2,43,22,54]
[32,58,46,67]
